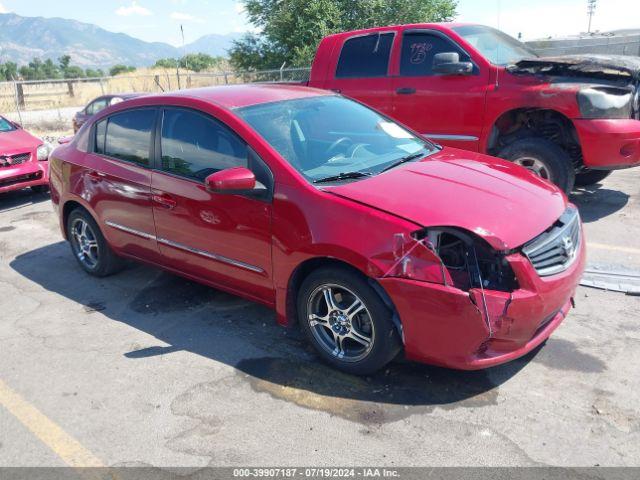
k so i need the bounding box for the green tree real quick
[154,57,179,69]
[230,0,457,70]
[64,66,85,78]
[109,64,136,76]
[0,61,18,81]
[84,68,103,78]
[154,54,224,72]
[58,55,72,71]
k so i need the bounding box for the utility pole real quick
[587,0,597,33]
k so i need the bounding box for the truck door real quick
[391,29,491,152]
[323,32,396,116]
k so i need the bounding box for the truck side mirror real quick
[432,52,474,76]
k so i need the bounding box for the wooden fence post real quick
[15,82,25,109]
[67,81,75,98]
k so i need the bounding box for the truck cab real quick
[308,23,640,193]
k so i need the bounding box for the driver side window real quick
[160,108,248,182]
[400,32,470,76]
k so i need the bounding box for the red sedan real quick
[49,85,585,374]
[0,116,50,194]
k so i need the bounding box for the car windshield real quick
[236,96,436,183]
[0,116,16,133]
[453,25,538,66]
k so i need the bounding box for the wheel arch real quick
[486,107,584,170]
[61,198,99,240]
[284,256,404,340]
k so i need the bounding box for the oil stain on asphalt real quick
[235,357,500,424]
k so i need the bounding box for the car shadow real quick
[11,241,543,414]
[570,184,629,223]
[0,188,50,213]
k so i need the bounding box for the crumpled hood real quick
[325,149,568,251]
[0,128,42,155]
[511,55,640,82]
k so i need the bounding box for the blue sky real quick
[2,0,639,45]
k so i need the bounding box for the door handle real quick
[152,193,177,209]
[87,171,105,183]
[396,87,416,95]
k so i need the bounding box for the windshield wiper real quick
[313,171,372,184]
[380,151,426,173]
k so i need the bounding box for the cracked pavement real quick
[0,169,639,467]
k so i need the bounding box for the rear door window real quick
[160,108,248,181]
[104,109,156,166]
[336,33,394,78]
[400,32,470,76]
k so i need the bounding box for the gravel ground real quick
[0,169,638,468]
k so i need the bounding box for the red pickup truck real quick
[306,23,640,192]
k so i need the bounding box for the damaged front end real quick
[386,228,518,341]
[378,215,585,369]
[510,55,640,121]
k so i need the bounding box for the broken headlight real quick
[577,86,633,119]
[413,228,518,292]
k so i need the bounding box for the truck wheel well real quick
[286,258,403,338]
[487,108,584,170]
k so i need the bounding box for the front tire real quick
[497,137,575,194]
[66,209,124,277]
[297,267,401,375]
[575,169,611,187]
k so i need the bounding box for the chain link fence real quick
[1,67,312,132]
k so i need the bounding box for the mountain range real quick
[0,13,243,69]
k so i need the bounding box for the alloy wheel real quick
[306,284,375,362]
[70,218,100,269]
[514,156,552,180]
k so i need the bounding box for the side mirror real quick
[432,52,474,76]
[205,167,256,193]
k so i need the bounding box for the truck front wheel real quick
[497,138,575,194]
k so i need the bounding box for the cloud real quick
[169,12,203,23]
[115,1,152,17]
[0,2,10,13]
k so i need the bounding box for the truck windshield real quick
[236,96,436,183]
[0,117,16,133]
[453,25,538,66]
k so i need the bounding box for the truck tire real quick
[575,169,612,187]
[497,138,575,194]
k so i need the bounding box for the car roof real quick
[108,93,141,99]
[146,84,334,109]
[322,22,476,39]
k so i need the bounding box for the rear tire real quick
[575,169,611,187]
[66,208,124,277]
[297,267,401,375]
[497,137,575,194]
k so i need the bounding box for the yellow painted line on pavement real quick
[0,378,103,467]
[588,242,640,256]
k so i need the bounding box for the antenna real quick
[587,0,597,33]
